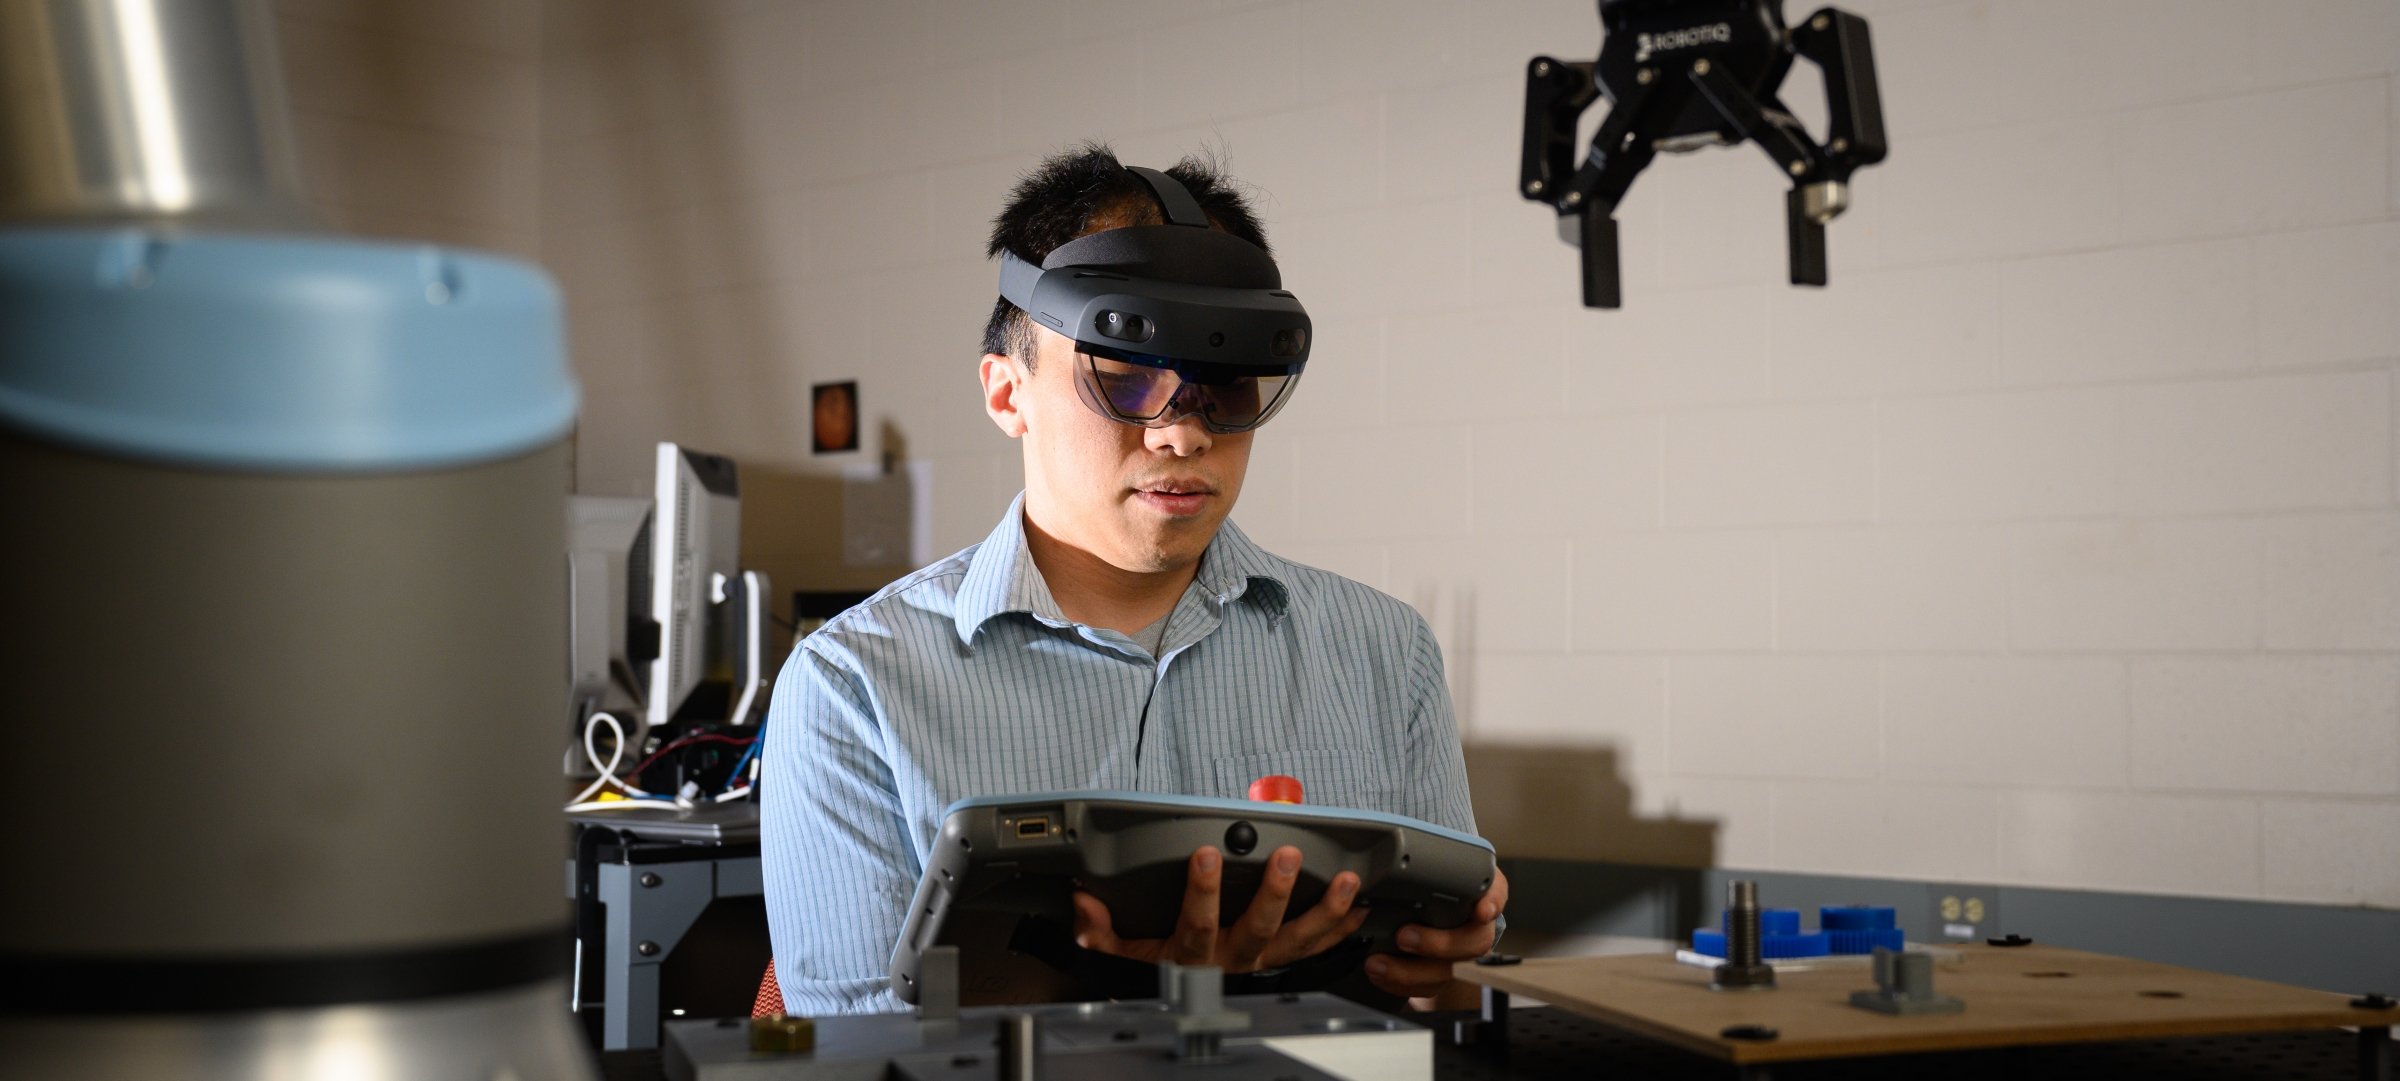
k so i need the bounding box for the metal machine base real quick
[664,991,1427,1081]
[570,824,768,1052]
[0,979,592,1081]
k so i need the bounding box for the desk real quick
[1455,942,2398,1079]
[568,819,768,1052]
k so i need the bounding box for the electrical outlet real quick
[1929,885,1998,942]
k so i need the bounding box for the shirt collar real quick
[953,493,1294,646]
[1192,515,1291,617]
[953,493,1063,644]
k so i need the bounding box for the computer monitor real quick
[645,442,768,734]
[568,495,652,738]
[565,444,771,780]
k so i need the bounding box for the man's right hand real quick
[1070,844,1369,973]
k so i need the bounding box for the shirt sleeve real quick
[1400,615,1478,839]
[760,639,915,1016]
[1399,614,1506,946]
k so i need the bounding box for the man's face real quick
[981,326,1251,575]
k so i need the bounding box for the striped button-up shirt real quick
[760,495,1478,1015]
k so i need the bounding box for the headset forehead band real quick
[996,168,1309,369]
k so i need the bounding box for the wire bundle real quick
[563,712,762,812]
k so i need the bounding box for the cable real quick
[565,711,766,811]
[710,749,760,803]
[624,732,756,785]
[715,735,765,800]
[571,714,762,810]
[723,736,762,785]
[564,711,684,807]
[567,712,635,806]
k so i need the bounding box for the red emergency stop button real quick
[1248,775,1303,804]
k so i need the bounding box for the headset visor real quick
[1073,343,1303,434]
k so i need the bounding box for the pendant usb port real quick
[1014,816,1053,839]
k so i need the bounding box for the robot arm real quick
[1521,0,1889,309]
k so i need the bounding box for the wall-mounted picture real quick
[812,380,858,454]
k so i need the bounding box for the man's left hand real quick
[1365,866,1509,1005]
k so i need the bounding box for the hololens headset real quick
[996,166,1311,434]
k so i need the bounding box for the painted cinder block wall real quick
[276,0,543,263]
[516,0,2399,909]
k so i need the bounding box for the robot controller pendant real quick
[1522,0,1889,308]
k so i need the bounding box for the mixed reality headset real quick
[996,166,1312,434]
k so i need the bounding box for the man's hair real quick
[981,143,1271,368]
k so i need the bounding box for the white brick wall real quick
[1776,527,2012,651]
[1878,387,2119,521]
[1998,789,2263,898]
[1667,656,1883,780]
[2261,797,2400,906]
[1464,654,1666,764]
[1999,241,2255,386]
[1663,402,1879,528]
[2128,657,2400,796]
[1573,533,1775,651]
[2257,223,2400,369]
[2260,514,2400,650]
[528,0,2400,907]
[280,0,541,262]
[2009,520,2261,651]
[1882,657,2128,788]
[1774,779,2002,883]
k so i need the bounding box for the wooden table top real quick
[1454,942,2399,1065]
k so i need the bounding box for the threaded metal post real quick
[999,1012,1039,1080]
[1727,880,1762,966]
[1712,879,1776,991]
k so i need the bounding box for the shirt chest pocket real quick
[1207,747,1401,814]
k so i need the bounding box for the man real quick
[762,145,1506,1016]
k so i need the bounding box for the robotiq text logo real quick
[1634,23,1733,62]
